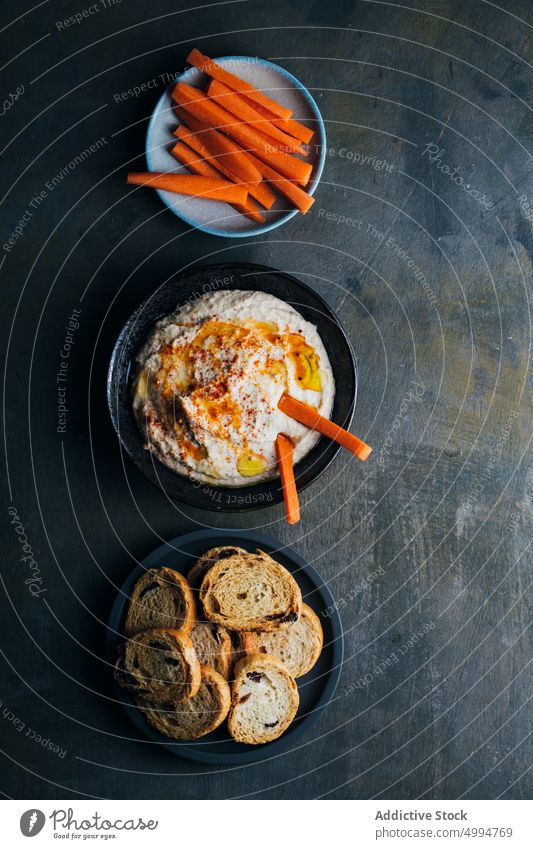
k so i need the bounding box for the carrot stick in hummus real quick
[275,433,300,524]
[278,393,372,461]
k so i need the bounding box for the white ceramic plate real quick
[145,55,326,237]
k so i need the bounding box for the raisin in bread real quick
[228,630,246,674]
[123,567,195,637]
[241,603,323,678]
[190,621,232,679]
[137,665,230,739]
[227,653,299,744]
[114,628,200,703]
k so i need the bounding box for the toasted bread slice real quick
[200,552,301,631]
[228,653,299,744]
[114,628,200,703]
[187,546,248,589]
[190,621,232,679]
[123,567,195,637]
[137,665,230,739]
[241,603,323,678]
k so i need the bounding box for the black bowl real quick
[107,263,357,511]
[107,529,343,764]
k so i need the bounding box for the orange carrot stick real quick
[175,122,274,208]
[170,141,220,177]
[170,143,266,224]
[173,115,276,210]
[275,434,300,525]
[172,83,312,186]
[278,393,372,460]
[126,172,248,205]
[174,114,275,210]
[200,130,262,184]
[170,104,261,185]
[178,125,312,214]
[173,106,262,185]
[231,197,266,224]
[186,47,292,120]
[243,98,315,145]
[242,151,315,214]
[207,79,305,154]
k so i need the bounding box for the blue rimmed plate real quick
[145,56,326,237]
[107,529,343,764]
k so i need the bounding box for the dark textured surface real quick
[1,0,531,800]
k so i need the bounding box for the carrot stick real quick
[175,122,274,208]
[174,115,275,209]
[242,151,315,214]
[278,393,372,461]
[177,122,312,214]
[170,101,261,184]
[172,83,312,186]
[243,98,315,145]
[275,434,300,525]
[198,131,262,184]
[207,79,305,154]
[231,197,266,224]
[126,172,248,205]
[173,115,276,210]
[170,141,220,177]
[186,47,292,120]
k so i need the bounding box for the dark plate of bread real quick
[107,529,343,764]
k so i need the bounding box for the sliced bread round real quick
[200,553,302,631]
[187,546,248,589]
[228,653,299,744]
[241,603,323,678]
[114,628,200,703]
[123,567,195,637]
[190,621,232,679]
[137,665,231,739]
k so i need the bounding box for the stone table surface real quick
[1,0,531,799]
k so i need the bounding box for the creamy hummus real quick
[133,290,335,486]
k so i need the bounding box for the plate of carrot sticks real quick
[130,48,326,237]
